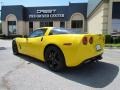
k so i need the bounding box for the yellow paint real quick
[15,27,104,67]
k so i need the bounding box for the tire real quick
[12,41,19,55]
[44,46,65,72]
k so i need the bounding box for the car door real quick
[26,28,47,60]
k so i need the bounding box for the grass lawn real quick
[105,44,120,47]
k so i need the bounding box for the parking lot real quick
[0,39,120,90]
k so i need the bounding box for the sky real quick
[0,0,88,7]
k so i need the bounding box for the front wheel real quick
[44,46,66,72]
[12,41,19,55]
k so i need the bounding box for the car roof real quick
[35,27,53,30]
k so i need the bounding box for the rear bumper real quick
[65,52,103,67]
[83,54,103,64]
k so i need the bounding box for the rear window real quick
[49,28,83,35]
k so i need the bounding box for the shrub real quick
[5,35,23,39]
[105,34,120,44]
[118,36,120,43]
[0,30,2,34]
[0,34,5,37]
[105,35,113,44]
[112,36,120,44]
[0,23,2,34]
[0,34,22,39]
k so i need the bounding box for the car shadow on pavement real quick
[58,62,119,88]
[17,54,119,88]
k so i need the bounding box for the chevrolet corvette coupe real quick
[12,27,104,71]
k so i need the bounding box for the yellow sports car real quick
[12,27,104,71]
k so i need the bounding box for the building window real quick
[112,2,120,33]
[8,21,16,35]
[29,22,33,34]
[29,22,33,28]
[112,19,120,33]
[60,22,65,28]
[40,22,53,27]
[112,2,120,19]
[71,20,83,28]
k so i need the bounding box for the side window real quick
[49,30,53,35]
[29,29,46,38]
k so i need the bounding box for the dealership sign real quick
[29,9,64,19]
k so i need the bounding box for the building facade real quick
[88,0,120,36]
[2,0,120,36]
[1,3,87,36]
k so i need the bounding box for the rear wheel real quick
[12,41,19,55]
[44,46,65,72]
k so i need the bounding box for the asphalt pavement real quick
[0,39,120,90]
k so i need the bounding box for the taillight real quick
[82,37,88,45]
[89,37,93,44]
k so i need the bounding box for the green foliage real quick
[105,44,120,47]
[118,36,120,43]
[0,34,22,39]
[105,35,120,44]
[105,35,113,44]
[0,22,2,34]
[5,35,22,39]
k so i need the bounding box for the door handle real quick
[41,37,43,41]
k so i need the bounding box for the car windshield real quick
[50,28,84,35]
